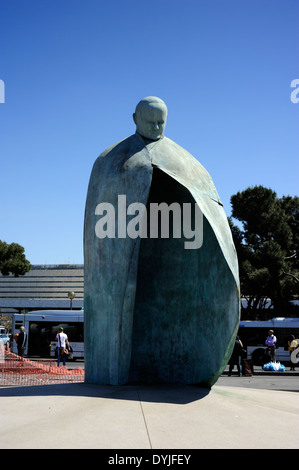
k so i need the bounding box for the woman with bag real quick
[56,327,70,367]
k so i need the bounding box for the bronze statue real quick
[84,96,240,386]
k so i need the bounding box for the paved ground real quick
[220,365,299,392]
[0,369,298,450]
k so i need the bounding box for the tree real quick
[0,241,31,277]
[229,186,299,317]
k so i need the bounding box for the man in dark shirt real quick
[17,326,27,357]
[228,336,244,376]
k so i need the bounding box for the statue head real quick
[133,96,168,141]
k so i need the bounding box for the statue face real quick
[134,103,167,140]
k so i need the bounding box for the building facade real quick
[0,265,84,320]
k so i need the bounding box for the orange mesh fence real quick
[0,348,84,386]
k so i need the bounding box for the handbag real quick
[58,333,69,357]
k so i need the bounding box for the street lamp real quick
[68,291,76,310]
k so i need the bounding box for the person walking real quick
[228,336,244,376]
[17,326,27,357]
[56,327,69,367]
[265,329,277,362]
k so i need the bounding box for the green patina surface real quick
[129,170,239,386]
[83,97,240,387]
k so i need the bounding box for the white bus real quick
[11,310,84,359]
[238,317,299,365]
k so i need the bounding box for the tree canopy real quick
[229,186,299,318]
[0,241,31,277]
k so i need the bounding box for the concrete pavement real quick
[0,376,298,449]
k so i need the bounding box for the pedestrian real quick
[228,335,244,376]
[288,334,298,371]
[265,329,277,362]
[56,327,69,366]
[9,330,13,351]
[17,326,27,357]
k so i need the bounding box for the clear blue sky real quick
[0,0,298,265]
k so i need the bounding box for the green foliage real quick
[0,241,31,277]
[230,186,299,314]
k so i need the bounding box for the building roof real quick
[0,264,84,313]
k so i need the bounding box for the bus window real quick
[11,310,84,359]
[238,318,299,365]
[28,321,84,357]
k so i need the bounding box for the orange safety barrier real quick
[0,349,84,386]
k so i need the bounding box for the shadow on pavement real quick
[0,382,211,404]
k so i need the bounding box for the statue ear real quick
[133,113,137,125]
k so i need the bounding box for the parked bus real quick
[238,317,299,365]
[11,310,84,359]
